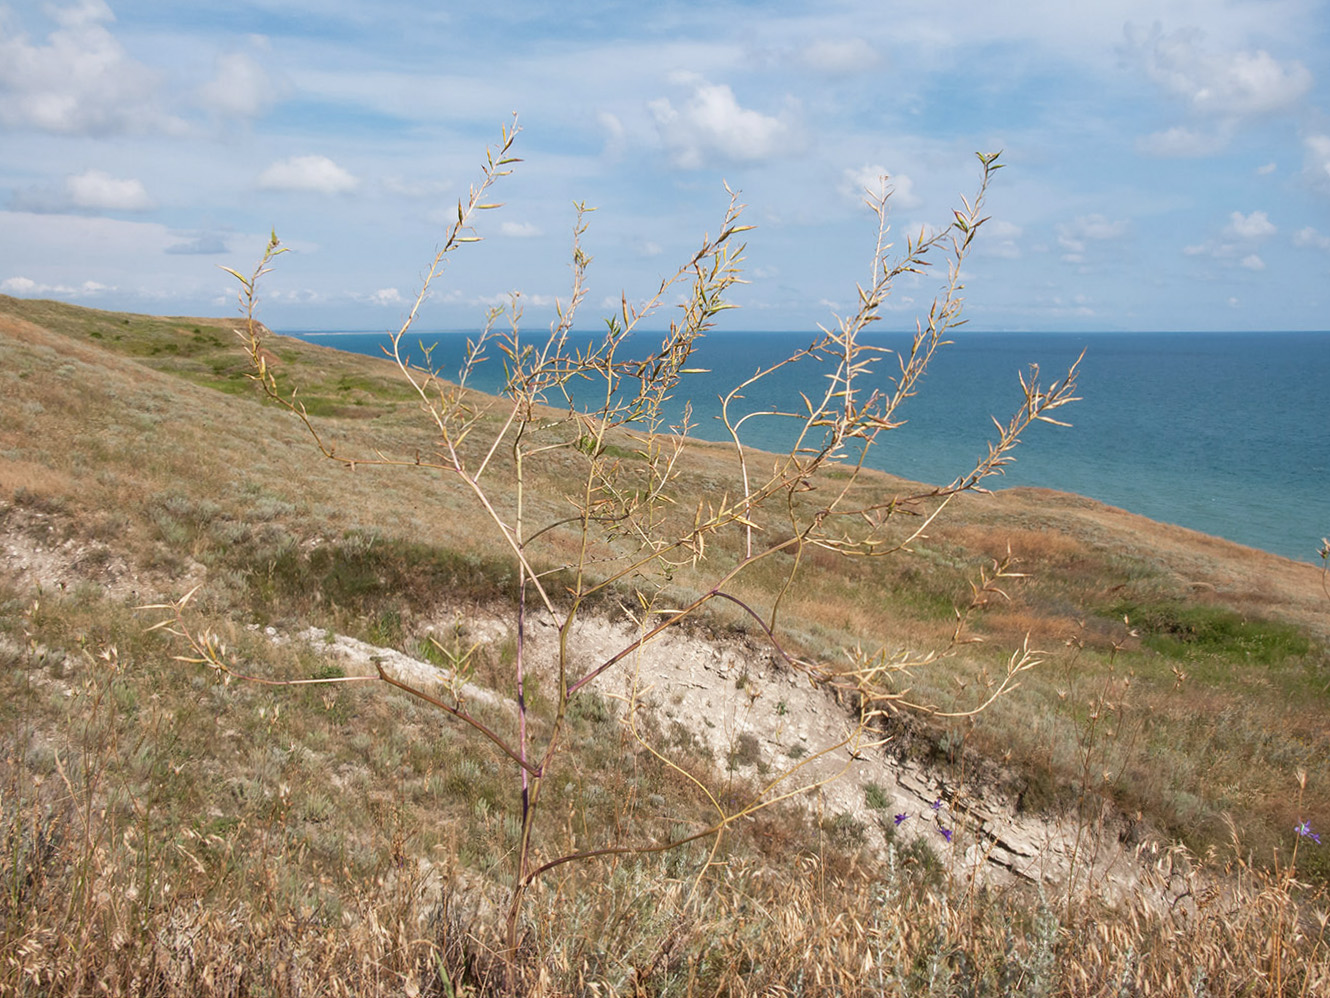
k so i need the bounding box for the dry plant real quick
[154,117,1081,975]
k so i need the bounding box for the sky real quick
[1,0,1328,333]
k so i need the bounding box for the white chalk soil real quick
[281,605,1182,905]
[0,511,1192,909]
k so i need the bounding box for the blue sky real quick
[1,0,1328,332]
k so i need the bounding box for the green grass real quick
[0,294,419,417]
[863,781,891,810]
[1113,597,1314,665]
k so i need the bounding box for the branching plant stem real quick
[186,123,1083,983]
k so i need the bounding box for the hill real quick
[2,293,1327,995]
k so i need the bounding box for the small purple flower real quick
[894,813,909,826]
[938,827,953,843]
[1295,821,1322,845]
[931,798,944,811]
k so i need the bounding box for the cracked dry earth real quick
[2,511,1184,906]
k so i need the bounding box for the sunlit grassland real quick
[3,288,1326,862]
[2,293,1328,993]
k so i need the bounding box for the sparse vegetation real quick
[865,781,892,811]
[159,122,1086,980]
[1,119,1327,993]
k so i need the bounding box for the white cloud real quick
[1225,210,1275,239]
[1124,23,1312,159]
[978,219,1023,259]
[0,210,277,299]
[1256,162,1277,175]
[165,233,229,255]
[1056,214,1130,260]
[1135,125,1229,158]
[1293,227,1330,250]
[986,220,1023,239]
[597,110,627,158]
[471,291,554,308]
[367,288,403,305]
[1186,207,1276,266]
[1,208,164,252]
[498,221,542,238]
[1186,209,1279,266]
[796,38,880,75]
[1305,135,1330,192]
[1201,49,1310,115]
[649,74,801,169]
[0,0,178,135]
[1,276,39,294]
[1,3,1325,333]
[1183,238,1243,262]
[9,169,153,213]
[66,169,153,211]
[840,165,921,209]
[257,155,359,194]
[1072,215,1129,241]
[0,275,113,296]
[0,210,309,314]
[380,176,451,199]
[1125,24,1312,119]
[262,287,326,304]
[198,46,280,119]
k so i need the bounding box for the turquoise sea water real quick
[288,329,1330,564]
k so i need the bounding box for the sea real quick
[287,329,1330,565]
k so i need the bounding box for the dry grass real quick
[3,642,1327,997]
[3,292,1330,993]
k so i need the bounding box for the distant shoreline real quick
[289,328,1330,564]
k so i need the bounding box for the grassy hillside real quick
[2,293,1327,995]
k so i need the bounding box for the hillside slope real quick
[2,294,1327,994]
